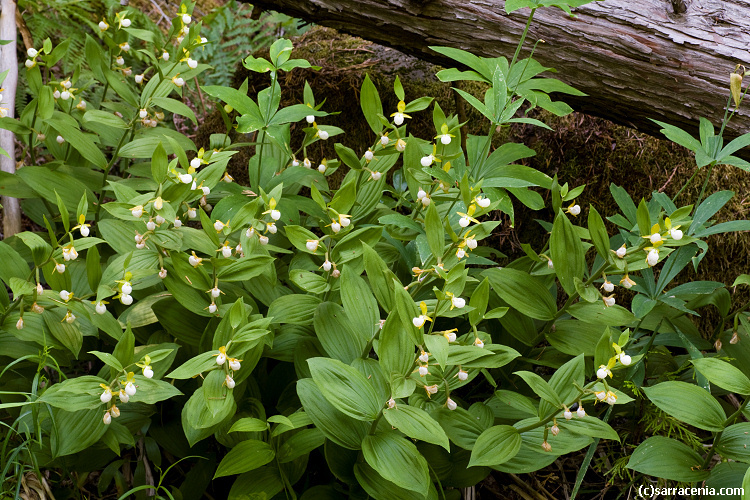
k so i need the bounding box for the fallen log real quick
[246,0,750,147]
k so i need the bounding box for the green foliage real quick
[3,0,750,498]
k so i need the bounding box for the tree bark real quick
[247,0,750,145]
[0,0,20,238]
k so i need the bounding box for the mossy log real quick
[245,0,750,148]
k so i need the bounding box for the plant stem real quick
[702,395,750,469]
[694,161,716,210]
[509,9,537,72]
[671,168,699,202]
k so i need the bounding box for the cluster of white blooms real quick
[101,358,154,425]
[214,346,242,389]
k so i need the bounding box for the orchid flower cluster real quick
[100,356,155,425]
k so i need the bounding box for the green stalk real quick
[509,9,537,72]
[702,395,750,469]
[694,161,716,210]
[570,406,613,500]
[94,120,137,223]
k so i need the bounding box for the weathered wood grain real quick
[247,0,750,144]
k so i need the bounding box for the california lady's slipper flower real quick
[450,294,466,309]
[619,352,632,366]
[214,219,228,232]
[412,302,432,329]
[225,374,236,389]
[215,346,228,365]
[475,196,491,208]
[566,202,581,216]
[306,240,319,252]
[457,369,468,381]
[446,398,457,411]
[620,275,636,289]
[596,364,612,379]
[188,251,202,267]
[602,295,615,307]
[95,301,107,315]
[601,280,614,293]
[616,244,627,258]
[474,338,485,348]
[424,384,438,396]
[443,330,457,343]
[605,391,618,405]
[390,100,411,126]
[418,350,429,363]
[576,406,586,418]
[229,358,241,371]
[100,385,113,403]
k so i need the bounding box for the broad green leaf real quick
[151,142,168,183]
[627,436,709,482]
[267,294,321,325]
[217,256,274,281]
[424,202,444,263]
[643,381,725,432]
[276,428,326,463]
[362,432,430,496]
[383,405,450,451]
[550,209,585,296]
[588,206,611,261]
[691,358,750,395]
[340,266,380,340]
[151,96,197,125]
[483,268,555,320]
[469,425,522,467]
[308,357,382,421]
[214,439,275,478]
[568,302,636,327]
[360,74,384,135]
[379,310,414,378]
[314,302,365,364]
[297,378,369,450]
[716,423,750,463]
[435,407,485,450]
[514,371,562,407]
